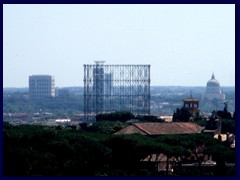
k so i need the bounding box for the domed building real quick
[204,73,225,100]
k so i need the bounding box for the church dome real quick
[207,73,220,87]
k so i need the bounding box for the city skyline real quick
[3,4,235,87]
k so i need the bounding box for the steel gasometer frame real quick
[84,61,150,120]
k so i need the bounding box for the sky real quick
[3,4,235,87]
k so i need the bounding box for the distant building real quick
[172,94,200,122]
[183,98,200,114]
[204,73,225,100]
[29,75,55,100]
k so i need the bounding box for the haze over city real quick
[3,4,235,87]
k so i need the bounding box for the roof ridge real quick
[182,122,204,133]
[133,123,151,135]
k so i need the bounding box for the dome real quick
[207,73,220,87]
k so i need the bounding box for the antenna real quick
[190,90,192,99]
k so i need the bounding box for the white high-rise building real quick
[29,75,55,100]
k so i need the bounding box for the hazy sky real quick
[3,4,235,87]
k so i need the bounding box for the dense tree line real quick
[96,111,134,122]
[3,95,83,115]
[96,111,163,123]
[172,107,191,122]
[3,122,234,176]
[80,121,128,134]
[135,115,164,122]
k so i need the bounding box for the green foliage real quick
[172,107,191,122]
[3,124,235,176]
[88,121,128,134]
[96,111,134,122]
[173,108,207,127]
[3,121,12,129]
[3,95,83,115]
[221,119,235,134]
[205,145,233,160]
[194,119,206,127]
[4,125,111,175]
[204,144,235,175]
[104,134,156,173]
[154,133,217,150]
[193,112,207,126]
[136,115,164,122]
[217,108,232,119]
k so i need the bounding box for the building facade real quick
[183,98,200,114]
[29,75,55,100]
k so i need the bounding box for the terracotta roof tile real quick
[114,124,147,135]
[114,122,204,135]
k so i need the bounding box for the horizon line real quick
[3,85,235,89]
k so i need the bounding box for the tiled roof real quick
[114,122,204,135]
[114,124,147,135]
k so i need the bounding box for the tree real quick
[135,115,164,122]
[156,134,219,175]
[96,111,134,122]
[217,109,232,119]
[205,144,235,175]
[221,119,235,134]
[87,121,128,134]
[172,107,191,122]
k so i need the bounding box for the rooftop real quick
[184,98,199,102]
[114,122,204,135]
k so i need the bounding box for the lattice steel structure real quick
[84,61,150,120]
